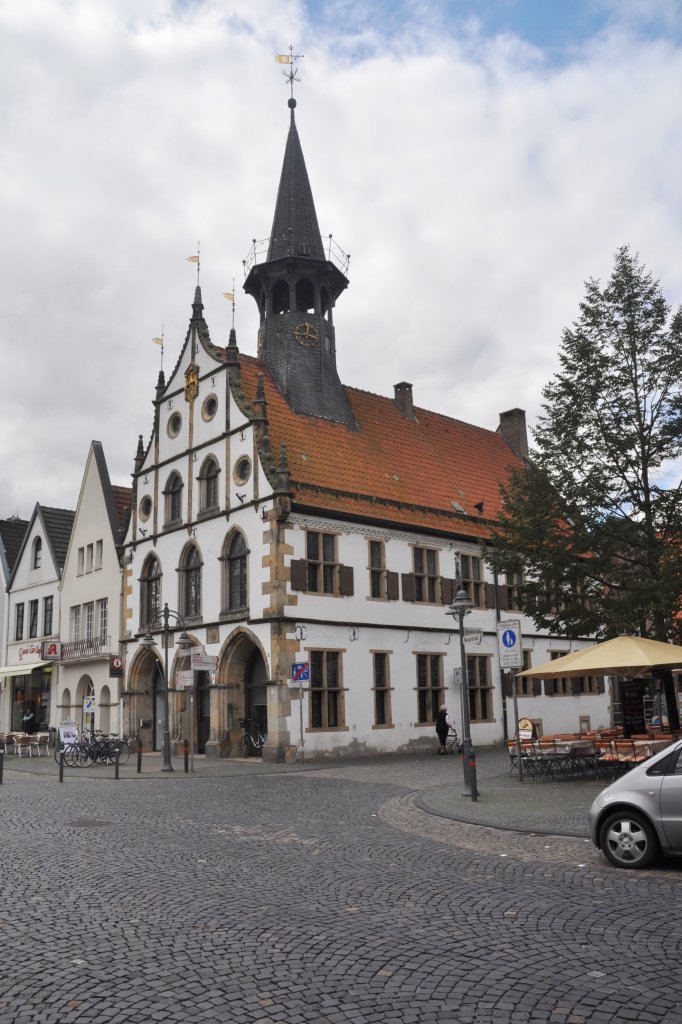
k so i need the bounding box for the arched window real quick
[163,471,183,526]
[180,544,202,619]
[272,280,290,315]
[295,278,315,313]
[222,531,248,613]
[140,555,162,629]
[32,537,42,569]
[198,456,220,513]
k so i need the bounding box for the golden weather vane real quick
[186,241,201,283]
[223,277,236,330]
[275,45,303,99]
[152,324,165,372]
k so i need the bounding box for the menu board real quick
[620,679,646,737]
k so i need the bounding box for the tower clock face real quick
[293,322,320,346]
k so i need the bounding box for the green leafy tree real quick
[487,246,682,726]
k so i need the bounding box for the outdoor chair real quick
[14,734,40,758]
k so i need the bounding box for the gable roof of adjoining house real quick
[237,355,522,541]
[111,485,133,541]
[40,507,76,572]
[0,517,29,581]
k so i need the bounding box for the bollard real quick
[114,749,120,781]
[137,739,143,774]
[0,751,3,785]
[59,750,64,784]
[468,747,478,802]
[183,738,189,774]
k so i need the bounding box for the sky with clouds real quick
[2,0,682,519]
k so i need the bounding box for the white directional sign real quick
[497,619,523,669]
[463,627,482,646]
[191,648,219,672]
[176,670,194,689]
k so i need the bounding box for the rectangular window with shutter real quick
[413,546,439,604]
[460,555,485,607]
[515,651,536,697]
[290,531,354,598]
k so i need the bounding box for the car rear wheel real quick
[599,809,658,869]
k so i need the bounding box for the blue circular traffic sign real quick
[502,629,517,649]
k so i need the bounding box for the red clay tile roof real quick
[238,355,522,540]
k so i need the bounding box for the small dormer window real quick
[298,243,311,256]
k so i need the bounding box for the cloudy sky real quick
[2,0,682,518]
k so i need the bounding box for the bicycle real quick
[238,717,266,758]
[54,730,131,767]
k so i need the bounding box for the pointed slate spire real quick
[134,434,145,473]
[268,99,325,262]
[192,285,204,319]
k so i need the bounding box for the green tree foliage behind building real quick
[487,246,682,649]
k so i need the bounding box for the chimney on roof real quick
[498,408,529,459]
[394,381,416,421]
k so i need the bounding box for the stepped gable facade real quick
[120,96,606,761]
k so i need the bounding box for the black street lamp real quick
[141,603,191,772]
[447,586,477,798]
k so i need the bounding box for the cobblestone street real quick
[2,752,682,1024]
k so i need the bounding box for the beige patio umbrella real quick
[516,635,682,679]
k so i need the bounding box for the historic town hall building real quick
[118,92,607,761]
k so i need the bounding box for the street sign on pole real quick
[291,662,310,685]
[191,648,218,672]
[497,619,523,669]
[176,670,194,689]
[463,627,482,645]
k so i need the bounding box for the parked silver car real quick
[589,738,682,868]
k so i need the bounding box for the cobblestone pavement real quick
[2,750,682,1024]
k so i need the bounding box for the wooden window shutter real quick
[339,565,354,596]
[533,679,542,697]
[597,677,605,694]
[401,573,416,602]
[497,586,509,612]
[484,582,497,610]
[571,678,582,696]
[290,558,308,592]
[440,577,455,606]
[544,679,556,696]
[501,673,513,697]
[386,571,399,601]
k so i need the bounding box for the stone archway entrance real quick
[124,647,164,752]
[206,632,269,758]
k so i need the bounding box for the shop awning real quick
[0,661,50,678]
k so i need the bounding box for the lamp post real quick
[447,586,477,798]
[141,603,191,772]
